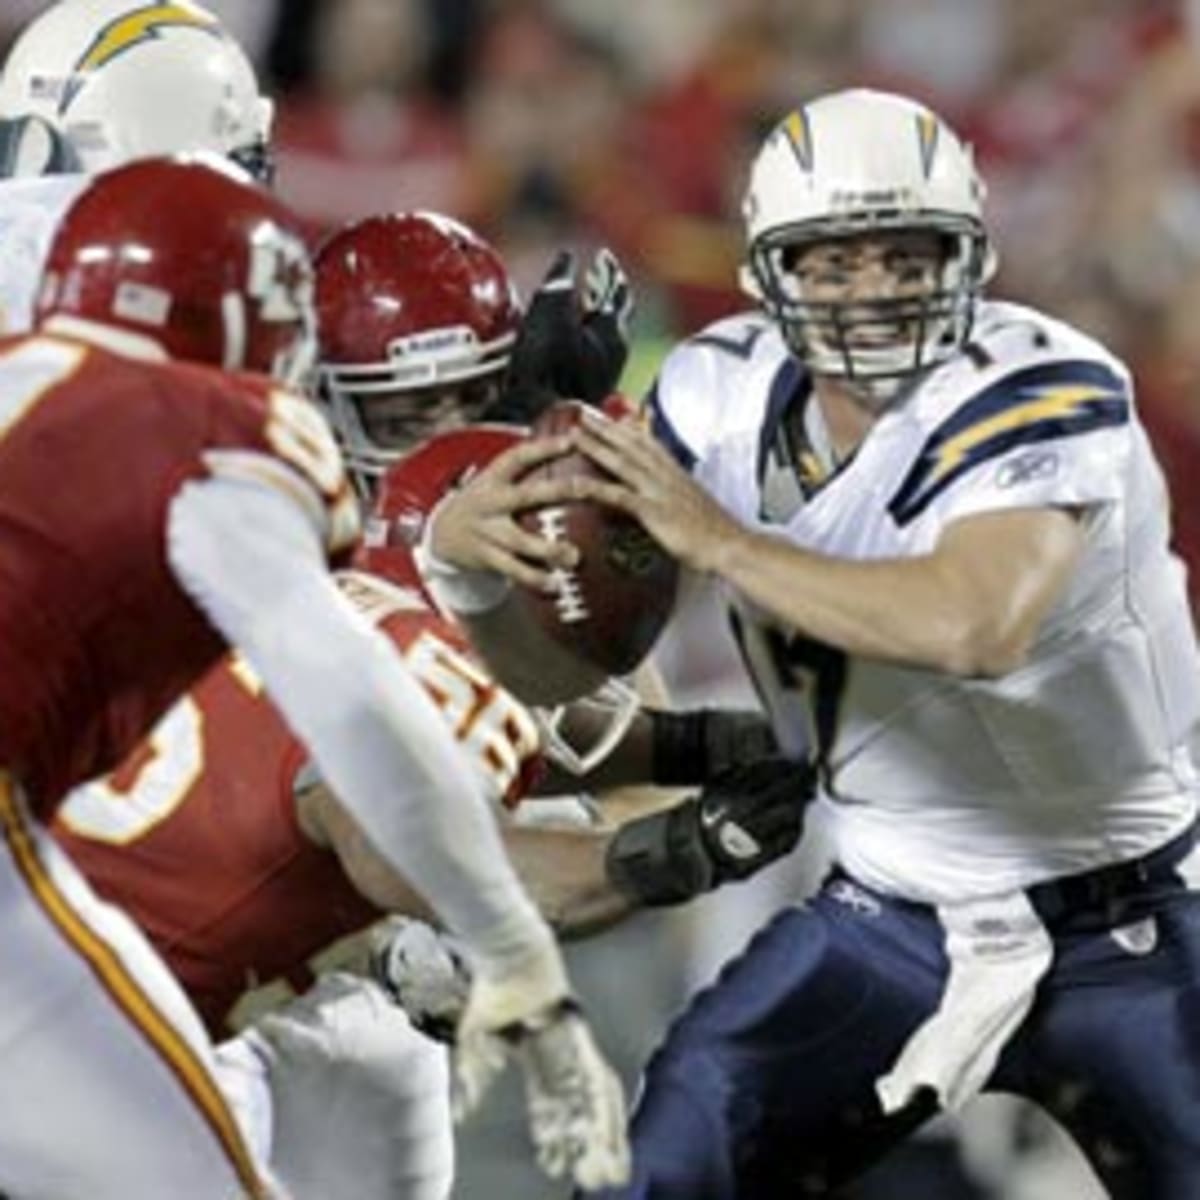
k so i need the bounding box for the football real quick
[516,400,679,678]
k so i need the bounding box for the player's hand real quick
[452,941,631,1190]
[606,754,811,905]
[570,407,742,573]
[649,707,780,786]
[495,248,634,423]
[582,247,634,335]
[514,1003,630,1188]
[425,434,583,591]
[369,917,471,1043]
[693,755,812,882]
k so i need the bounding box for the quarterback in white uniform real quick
[649,297,1198,904]
[426,88,1200,1199]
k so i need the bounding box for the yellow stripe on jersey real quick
[0,779,267,1198]
[888,360,1128,526]
[925,384,1113,488]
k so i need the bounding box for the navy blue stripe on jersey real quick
[756,358,808,486]
[888,358,1129,526]
[691,325,765,361]
[645,383,698,472]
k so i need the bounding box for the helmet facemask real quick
[320,331,513,492]
[533,677,641,778]
[741,90,998,410]
[749,215,990,409]
[313,211,523,496]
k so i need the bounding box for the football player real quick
[0,0,274,334]
[0,155,626,1199]
[423,88,1200,1199]
[45,210,799,1198]
[53,422,803,1199]
[315,207,633,497]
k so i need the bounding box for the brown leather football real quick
[516,400,679,677]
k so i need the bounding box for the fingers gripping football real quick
[570,407,741,574]
[428,435,584,590]
[513,402,680,677]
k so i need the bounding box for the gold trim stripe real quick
[0,780,266,1197]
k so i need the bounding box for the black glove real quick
[606,755,812,906]
[649,707,780,786]
[490,248,634,424]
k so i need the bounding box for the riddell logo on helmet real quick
[830,188,906,208]
[392,327,476,358]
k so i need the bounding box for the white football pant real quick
[223,973,454,1200]
[0,781,274,1199]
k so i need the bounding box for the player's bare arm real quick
[573,411,1085,677]
[296,773,628,935]
[295,708,790,940]
[296,781,435,920]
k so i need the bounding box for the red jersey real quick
[53,570,542,1036]
[0,332,358,815]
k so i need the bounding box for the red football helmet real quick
[355,424,525,592]
[315,211,522,487]
[35,154,314,384]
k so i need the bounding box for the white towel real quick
[876,890,1053,1114]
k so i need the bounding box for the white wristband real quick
[413,498,512,616]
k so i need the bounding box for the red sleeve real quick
[327,571,546,808]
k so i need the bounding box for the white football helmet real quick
[0,0,274,180]
[741,89,996,401]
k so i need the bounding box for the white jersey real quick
[0,173,88,334]
[652,300,1200,902]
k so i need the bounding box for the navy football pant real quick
[589,866,1200,1199]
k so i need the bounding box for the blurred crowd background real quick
[6,0,1200,594]
[7,1,1200,1195]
